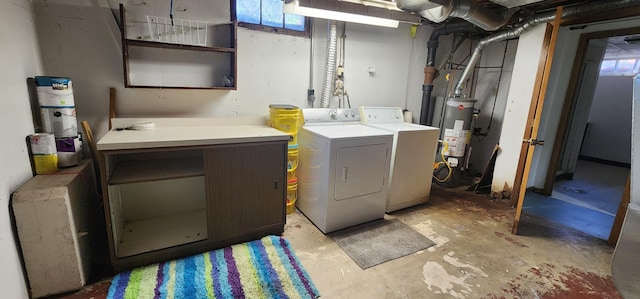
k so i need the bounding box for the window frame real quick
[232,0,311,38]
[599,58,640,76]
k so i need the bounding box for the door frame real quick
[543,27,640,195]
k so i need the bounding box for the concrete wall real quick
[529,17,640,188]
[31,0,524,181]
[467,40,517,175]
[33,0,432,142]
[491,24,548,193]
[580,75,633,164]
[0,0,44,298]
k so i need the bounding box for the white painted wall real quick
[467,40,517,174]
[491,24,547,193]
[34,0,528,184]
[0,0,44,298]
[557,39,606,176]
[33,0,432,142]
[529,16,640,188]
[310,21,422,110]
[580,75,633,164]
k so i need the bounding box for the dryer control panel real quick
[303,108,360,123]
[360,106,404,123]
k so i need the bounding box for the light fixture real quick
[283,0,421,28]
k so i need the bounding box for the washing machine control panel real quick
[303,108,360,123]
[360,106,404,123]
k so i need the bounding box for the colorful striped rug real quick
[107,235,320,299]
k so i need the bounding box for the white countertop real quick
[97,118,290,151]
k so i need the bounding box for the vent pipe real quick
[397,0,516,31]
[419,22,479,125]
[321,21,338,108]
[452,0,640,96]
[448,0,516,31]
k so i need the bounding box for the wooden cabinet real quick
[98,121,288,271]
[206,143,286,240]
[119,4,237,90]
[104,148,208,263]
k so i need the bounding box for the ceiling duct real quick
[452,0,640,97]
[396,0,516,31]
[488,0,545,9]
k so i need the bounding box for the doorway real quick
[525,30,640,240]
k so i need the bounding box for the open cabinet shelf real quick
[116,209,208,258]
[99,136,288,271]
[108,156,205,185]
[120,4,237,90]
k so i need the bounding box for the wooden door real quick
[608,173,631,245]
[205,141,287,241]
[511,8,562,234]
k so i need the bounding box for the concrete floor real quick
[553,159,628,215]
[522,160,629,240]
[284,187,620,298]
[57,187,621,299]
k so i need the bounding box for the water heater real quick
[434,96,475,187]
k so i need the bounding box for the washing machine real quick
[360,106,440,212]
[297,108,393,233]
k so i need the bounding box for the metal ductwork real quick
[419,22,479,125]
[449,0,516,31]
[320,21,338,108]
[397,0,516,31]
[452,0,640,97]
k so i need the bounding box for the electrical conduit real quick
[320,21,338,108]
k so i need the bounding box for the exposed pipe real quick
[449,0,516,31]
[453,0,640,97]
[308,21,315,107]
[396,0,515,31]
[321,21,338,108]
[419,22,478,125]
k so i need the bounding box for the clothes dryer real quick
[297,108,393,233]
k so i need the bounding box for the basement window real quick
[600,59,640,76]
[236,0,309,36]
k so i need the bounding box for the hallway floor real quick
[553,159,628,215]
[523,160,629,240]
[57,187,620,299]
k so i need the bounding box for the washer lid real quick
[360,106,404,124]
[303,124,393,139]
[366,122,440,132]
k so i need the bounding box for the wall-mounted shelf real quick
[120,4,237,90]
[125,39,235,53]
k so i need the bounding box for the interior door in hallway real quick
[511,9,562,235]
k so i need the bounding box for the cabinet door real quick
[205,142,286,240]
